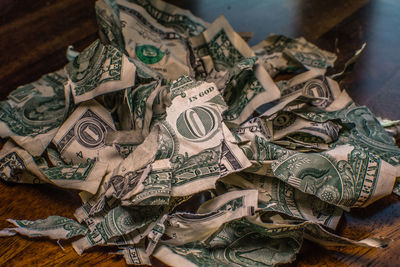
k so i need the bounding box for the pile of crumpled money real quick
[1,0,400,266]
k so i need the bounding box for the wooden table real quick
[1,0,400,266]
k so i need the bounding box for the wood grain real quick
[1,0,400,266]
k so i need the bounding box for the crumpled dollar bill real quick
[1,0,399,266]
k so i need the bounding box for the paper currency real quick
[235,123,397,208]
[40,159,108,194]
[154,217,304,267]
[162,190,257,246]
[253,34,337,74]
[304,222,390,248]
[258,70,342,117]
[72,205,164,254]
[52,99,117,164]
[1,216,87,240]
[296,104,400,166]
[123,80,166,137]
[272,143,397,208]
[190,15,255,77]
[0,140,49,184]
[127,0,209,37]
[117,0,193,80]
[1,0,399,266]
[66,39,136,103]
[115,245,152,266]
[0,70,71,156]
[47,148,66,167]
[95,0,126,52]
[121,159,172,206]
[0,141,108,194]
[222,57,281,126]
[258,110,341,144]
[114,214,167,265]
[248,213,389,249]
[220,172,343,229]
[82,124,160,216]
[158,75,250,196]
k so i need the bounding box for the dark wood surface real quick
[1,0,400,266]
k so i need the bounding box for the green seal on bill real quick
[136,45,165,64]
